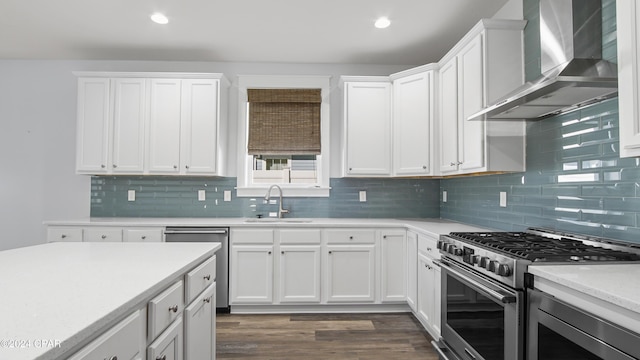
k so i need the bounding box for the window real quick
[236,75,331,197]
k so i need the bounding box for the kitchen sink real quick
[243,218,313,223]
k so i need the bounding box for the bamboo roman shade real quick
[247,88,322,155]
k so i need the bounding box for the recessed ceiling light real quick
[374,17,391,29]
[150,13,169,25]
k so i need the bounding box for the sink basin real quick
[244,218,313,223]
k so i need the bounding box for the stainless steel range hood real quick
[469,0,617,121]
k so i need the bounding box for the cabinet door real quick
[381,231,407,302]
[417,253,435,331]
[618,0,640,157]
[325,245,375,303]
[148,79,182,173]
[230,245,273,304]
[147,316,183,360]
[111,78,146,173]
[393,71,433,176]
[458,34,486,171]
[406,232,418,312]
[439,58,459,174]
[279,245,321,303]
[184,284,215,360]
[181,79,219,174]
[344,82,392,176]
[76,78,110,173]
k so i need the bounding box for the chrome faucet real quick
[265,185,289,218]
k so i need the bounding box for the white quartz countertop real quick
[0,242,220,360]
[528,264,640,333]
[44,217,492,238]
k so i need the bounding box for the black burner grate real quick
[448,232,640,262]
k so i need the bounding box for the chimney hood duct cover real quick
[470,0,617,121]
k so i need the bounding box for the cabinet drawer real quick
[68,310,143,360]
[231,228,274,244]
[418,234,439,259]
[147,315,183,360]
[279,229,321,244]
[47,227,83,242]
[84,227,123,242]
[325,229,375,244]
[124,228,164,242]
[149,280,184,341]
[185,256,216,304]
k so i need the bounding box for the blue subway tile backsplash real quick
[91,177,441,219]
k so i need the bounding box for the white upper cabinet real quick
[74,72,228,176]
[341,77,392,176]
[76,78,111,174]
[617,0,640,158]
[391,66,436,176]
[437,19,527,175]
[148,78,182,173]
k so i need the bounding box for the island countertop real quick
[0,242,220,360]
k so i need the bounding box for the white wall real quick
[0,60,409,250]
[493,0,523,19]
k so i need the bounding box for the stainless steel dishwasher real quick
[164,227,229,312]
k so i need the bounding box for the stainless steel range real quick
[431,227,640,360]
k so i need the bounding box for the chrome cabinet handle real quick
[268,251,272,255]
[156,356,167,360]
[61,234,67,239]
[450,162,456,166]
[141,235,146,240]
[101,235,107,239]
[383,235,387,239]
[204,274,211,281]
[168,305,178,313]
[281,251,285,254]
[173,165,177,169]
[106,356,118,360]
[112,164,117,168]
[204,297,211,303]
[329,251,332,254]
[349,236,354,240]
[422,165,427,169]
[101,164,106,168]
[185,165,189,169]
[457,161,463,165]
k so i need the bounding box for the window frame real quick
[236,75,331,197]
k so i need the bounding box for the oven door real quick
[528,289,640,360]
[434,258,524,360]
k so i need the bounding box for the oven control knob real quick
[478,256,490,268]
[437,241,444,250]
[463,254,475,264]
[471,255,481,264]
[487,260,498,272]
[496,264,511,277]
[447,245,457,254]
[454,248,463,256]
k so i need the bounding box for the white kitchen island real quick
[0,242,220,360]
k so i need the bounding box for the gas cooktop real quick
[448,231,640,263]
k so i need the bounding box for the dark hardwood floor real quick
[217,313,440,359]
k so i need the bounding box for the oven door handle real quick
[440,258,517,304]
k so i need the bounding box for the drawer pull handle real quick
[61,234,67,238]
[268,251,272,255]
[156,356,167,360]
[107,356,118,360]
[169,305,178,313]
[383,235,387,239]
[329,251,332,254]
[204,274,211,281]
[204,297,211,303]
[141,235,146,240]
[101,235,107,239]
[427,247,432,251]
[349,236,353,240]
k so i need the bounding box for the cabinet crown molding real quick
[73,71,229,84]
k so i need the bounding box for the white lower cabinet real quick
[124,228,164,242]
[417,252,441,339]
[184,284,216,360]
[148,316,184,360]
[68,310,144,360]
[380,230,407,302]
[279,245,321,303]
[230,244,274,304]
[83,227,123,242]
[406,231,418,312]
[325,244,376,303]
[47,227,83,242]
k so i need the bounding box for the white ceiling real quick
[0,0,512,65]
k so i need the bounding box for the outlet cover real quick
[198,190,206,201]
[443,191,447,203]
[224,190,231,202]
[500,192,507,207]
[127,190,135,202]
[359,191,367,202]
